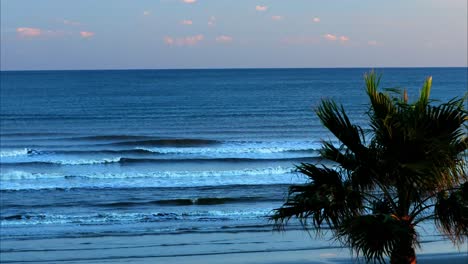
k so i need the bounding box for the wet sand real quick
[1,230,466,263]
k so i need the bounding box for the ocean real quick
[0,68,467,262]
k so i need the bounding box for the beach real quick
[1,229,466,263]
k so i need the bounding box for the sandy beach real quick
[1,229,466,263]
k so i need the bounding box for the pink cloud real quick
[323,34,337,41]
[164,34,204,46]
[271,15,283,21]
[256,5,268,11]
[313,17,320,23]
[164,36,175,45]
[181,20,193,25]
[182,0,196,3]
[368,40,378,46]
[216,35,233,43]
[16,27,42,37]
[80,31,95,38]
[339,36,349,42]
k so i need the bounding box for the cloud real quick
[80,31,95,38]
[216,35,233,43]
[208,16,216,26]
[368,40,378,46]
[143,10,151,16]
[256,5,268,11]
[63,19,81,26]
[16,27,42,37]
[339,36,349,41]
[164,34,204,46]
[313,17,320,23]
[164,36,175,45]
[181,20,193,25]
[323,34,337,41]
[182,0,196,3]
[271,15,283,21]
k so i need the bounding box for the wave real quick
[69,135,155,141]
[0,157,313,166]
[107,139,221,147]
[2,157,123,166]
[136,145,318,155]
[0,148,33,158]
[1,167,295,181]
[97,196,276,207]
[0,209,272,226]
[118,157,314,164]
[155,196,277,206]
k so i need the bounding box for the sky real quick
[1,0,467,70]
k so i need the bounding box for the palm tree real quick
[272,72,467,264]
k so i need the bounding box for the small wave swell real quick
[0,209,271,226]
[108,138,221,147]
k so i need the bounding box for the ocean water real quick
[1,68,467,242]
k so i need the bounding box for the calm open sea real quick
[1,68,466,244]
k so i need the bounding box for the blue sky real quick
[1,0,467,70]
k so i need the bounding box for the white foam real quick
[49,157,122,165]
[0,167,306,190]
[1,209,272,226]
[0,148,30,158]
[138,141,321,156]
[1,166,294,180]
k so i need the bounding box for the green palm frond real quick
[319,142,358,170]
[272,164,363,229]
[416,76,432,109]
[316,100,367,156]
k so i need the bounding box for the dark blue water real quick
[1,68,466,239]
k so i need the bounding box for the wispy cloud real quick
[164,34,204,46]
[339,36,349,42]
[208,16,216,26]
[368,40,379,46]
[271,15,283,21]
[216,35,233,43]
[164,36,175,45]
[17,27,71,38]
[80,31,95,38]
[143,10,151,16]
[182,0,196,3]
[323,34,337,41]
[63,19,81,26]
[16,27,42,37]
[312,17,320,23]
[256,5,268,11]
[181,20,193,25]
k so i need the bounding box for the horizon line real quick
[1,66,468,72]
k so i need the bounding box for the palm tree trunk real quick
[390,225,417,264]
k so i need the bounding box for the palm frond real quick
[272,163,363,230]
[337,214,418,263]
[434,182,468,244]
[316,100,367,156]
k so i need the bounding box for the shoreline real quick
[2,230,466,263]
